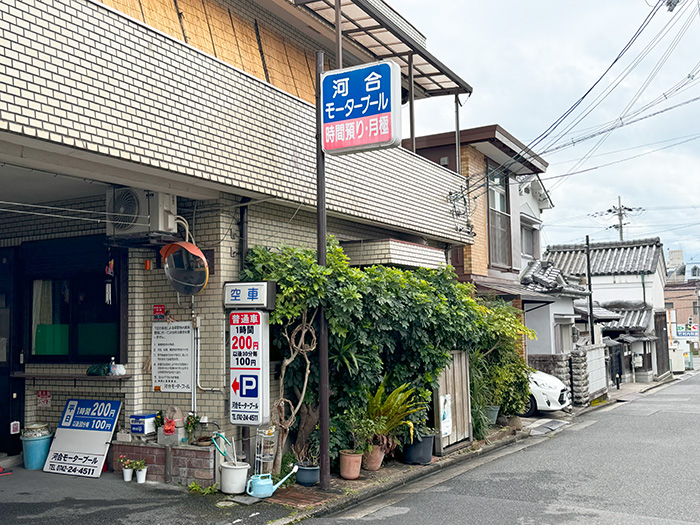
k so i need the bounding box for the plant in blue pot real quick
[291,442,319,487]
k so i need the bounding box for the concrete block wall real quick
[1,0,470,245]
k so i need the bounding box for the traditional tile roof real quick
[543,237,664,276]
[520,260,589,297]
[600,301,652,331]
[573,299,622,321]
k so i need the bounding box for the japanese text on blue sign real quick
[59,399,120,432]
[321,61,401,154]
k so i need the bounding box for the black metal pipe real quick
[316,50,330,491]
[586,235,595,345]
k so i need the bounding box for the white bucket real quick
[220,461,250,494]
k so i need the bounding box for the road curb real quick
[271,430,530,524]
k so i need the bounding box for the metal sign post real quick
[316,50,330,491]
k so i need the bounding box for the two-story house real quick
[0,0,473,473]
[407,125,554,329]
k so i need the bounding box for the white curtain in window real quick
[32,279,53,353]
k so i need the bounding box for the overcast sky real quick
[392,0,700,266]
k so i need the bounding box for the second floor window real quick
[488,166,511,268]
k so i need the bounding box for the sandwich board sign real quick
[321,61,402,155]
[44,398,122,477]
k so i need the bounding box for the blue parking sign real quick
[321,61,402,155]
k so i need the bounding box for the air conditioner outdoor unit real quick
[106,188,177,237]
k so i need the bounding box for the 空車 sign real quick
[321,61,401,155]
[229,310,269,426]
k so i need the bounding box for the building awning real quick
[293,0,472,97]
[473,277,555,304]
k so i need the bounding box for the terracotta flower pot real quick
[339,450,362,480]
[362,446,385,471]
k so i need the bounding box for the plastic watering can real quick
[246,465,298,498]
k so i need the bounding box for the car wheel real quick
[519,395,537,418]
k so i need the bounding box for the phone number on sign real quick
[48,463,97,476]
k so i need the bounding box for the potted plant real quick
[131,458,147,483]
[363,381,427,471]
[400,421,437,466]
[118,455,134,481]
[291,442,319,487]
[339,408,377,480]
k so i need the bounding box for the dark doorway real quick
[609,343,623,384]
[654,312,670,377]
[0,248,22,455]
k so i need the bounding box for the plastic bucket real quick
[20,433,53,470]
[220,461,249,494]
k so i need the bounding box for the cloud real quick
[393,0,700,262]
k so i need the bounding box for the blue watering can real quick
[246,465,298,498]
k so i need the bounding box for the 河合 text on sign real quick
[321,61,402,155]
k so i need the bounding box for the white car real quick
[520,370,572,417]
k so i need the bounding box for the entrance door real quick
[0,248,21,455]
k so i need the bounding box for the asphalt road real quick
[307,374,700,524]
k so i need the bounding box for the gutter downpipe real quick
[239,197,251,463]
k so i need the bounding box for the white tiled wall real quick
[1,0,471,244]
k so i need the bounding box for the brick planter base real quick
[112,441,215,487]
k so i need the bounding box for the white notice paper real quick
[152,322,194,392]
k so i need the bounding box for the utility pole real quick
[608,196,633,241]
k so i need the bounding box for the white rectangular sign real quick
[152,322,194,393]
[224,282,274,309]
[45,399,122,477]
[229,310,269,426]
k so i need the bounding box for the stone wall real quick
[570,349,590,406]
[528,351,590,407]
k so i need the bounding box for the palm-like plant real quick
[366,381,427,454]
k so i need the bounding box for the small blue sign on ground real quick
[45,398,122,477]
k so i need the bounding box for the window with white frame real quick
[488,164,511,267]
[521,223,539,259]
[554,322,574,353]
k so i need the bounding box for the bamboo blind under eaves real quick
[98,0,316,103]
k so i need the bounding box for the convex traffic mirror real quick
[159,242,209,296]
